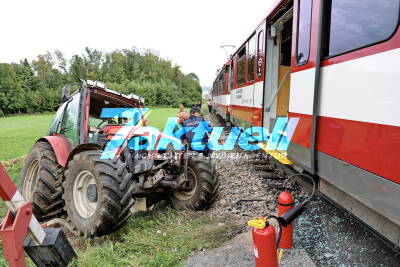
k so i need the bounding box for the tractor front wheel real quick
[168,154,219,210]
[63,150,134,237]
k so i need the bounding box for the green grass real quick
[0,114,54,161]
[200,102,209,116]
[146,107,178,130]
[73,209,236,267]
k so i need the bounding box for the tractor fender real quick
[38,136,74,167]
[65,143,102,166]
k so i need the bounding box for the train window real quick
[215,71,223,94]
[296,0,313,65]
[281,19,293,66]
[257,31,264,78]
[247,34,256,82]
[224,65,229,89]
[228,65,234,90]
[323,0,400,57]
[236,46,246,85]
[219,71,225,92]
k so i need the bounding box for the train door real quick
[253,24,266,127]
[247,34,257,129]
[226,62,234,125]
[262,0,319,169]
[263,8,293,133]
[287,0,319,170]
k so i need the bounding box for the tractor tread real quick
[168,152,219,211]
[63,150,134,237]
[18,141,65,221]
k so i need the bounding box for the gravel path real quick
[185,230,316,267]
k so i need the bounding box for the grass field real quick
[0,106,233,267]
[0,114,55,161]
[72,210,235,267]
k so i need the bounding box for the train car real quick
[211,0,400,248]
[211,61,232,122]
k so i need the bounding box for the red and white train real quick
[211,0,400,248]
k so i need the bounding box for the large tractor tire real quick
[18,141,64,221]
[168,154,219,210]
[63,150,134,237]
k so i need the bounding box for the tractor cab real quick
[48,80,144,148]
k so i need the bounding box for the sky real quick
[0,0,275,86]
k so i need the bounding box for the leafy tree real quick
[0,64,25,114]
[0,48,202,114]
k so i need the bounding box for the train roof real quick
[212,0,292,86]
[230,0,292,58]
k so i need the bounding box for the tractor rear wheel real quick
[63,150,134,237]
[18,141,64,220]
[168,154,219,210]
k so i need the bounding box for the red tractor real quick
[18,80,219,237]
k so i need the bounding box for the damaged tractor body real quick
[19,80,219,237]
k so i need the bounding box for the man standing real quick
[182,107,212,156]
[177,103,189,124]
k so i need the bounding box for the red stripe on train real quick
[289,112,400,183]
[231,105,262,126]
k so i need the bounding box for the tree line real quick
[0,48,202,115]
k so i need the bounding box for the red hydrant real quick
[277,190,294,249]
